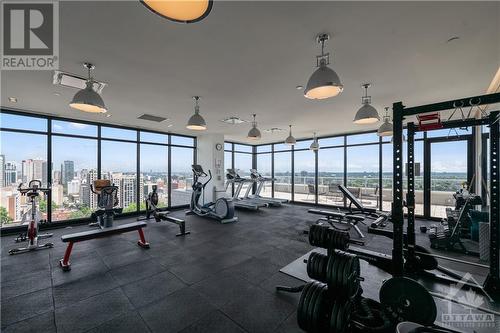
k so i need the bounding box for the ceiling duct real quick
[137,114,168,122]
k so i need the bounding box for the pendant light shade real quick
[377,107,394,137]
[353,83,380,124]
[309,132,319,151]
[247,114,261,140]
[186,96,206,130]
[304,33,343,100]
[285,125,296,145]
[69,63,107,113]
[141,0,213,24]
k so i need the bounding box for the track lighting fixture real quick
[141,0,213,24]
[186,96,207,130]
[247,114,261,140]
[304,33,343,100]
[285,125,296,146]
[353,83,380,124]
[69,63,107,113]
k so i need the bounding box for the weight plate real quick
[379,277,437,326]
[336,252,349,293]
[298,282,313,328]
[330,300,351,333]
[311,283,328,333]
[307,282,323,332]
[326,254,336,287]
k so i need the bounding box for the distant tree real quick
[0,207,13,225]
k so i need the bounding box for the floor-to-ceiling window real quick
[346,133,380,209]
[0,110,196,229]
[51,121,98,221]
[140,131,169,209]
[318,137,344,205]
[274,144,292,200]
[256,145,272,198]
[170,135,195,207]
[293,141,316,203]
[0,114,48,227]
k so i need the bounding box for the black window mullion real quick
[136,131,140,215]
[47,119,52,223]
[168,135,172,208]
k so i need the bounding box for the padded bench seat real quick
[59,221,149,271]
[308,209,345,219]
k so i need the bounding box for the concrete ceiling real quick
[1,1,499,144]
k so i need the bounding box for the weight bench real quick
[338,185,378,216]
[59,221,149,271]
[308,208,366,238]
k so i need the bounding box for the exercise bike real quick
[138,185,190,236]
[187,164,238,223]
[89,179,123,229]
[9,180,54,255]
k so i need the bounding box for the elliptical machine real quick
[89,179,123,229]
[187,164,237,223]
[9,180,54,255]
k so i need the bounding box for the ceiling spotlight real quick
[8,97,17,103]
[296,85,303,90]
[105,114,112,118]
[247,114,261,140]
[141,0,213,24]
[186,96,206,130]
[304,33,343,100]
[69,63,107,113]
[309,132,320,151]
[353,83,380,124]
[285,125,296,146]
[377,107,393,137]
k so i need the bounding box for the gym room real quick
[0,1,499,332]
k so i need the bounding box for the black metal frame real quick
[392,92,500,296]
[0,108,196,233]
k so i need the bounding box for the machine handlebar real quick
[17,181,51,195]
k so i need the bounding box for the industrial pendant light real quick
[309,132,320,151]
[285,125,296,146]
[304,33,343,100]
[353,83,380,125]
[69,63,107,113]
[141,0,213,24]
[377,107,394,137]
[247,114,261,140]
[186,96,206,130]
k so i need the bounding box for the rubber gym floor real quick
[0,204,491,333]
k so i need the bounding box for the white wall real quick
[196,134,225,203]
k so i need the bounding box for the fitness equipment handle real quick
[18,181,51,194]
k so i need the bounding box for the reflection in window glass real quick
[224,151,233,195]
[171,147,194,206]
[347,132,379,145]
[101,127,137,141]
[256,153,272,198]
[0,113,47,132]
[52,120,97,137]
[101,141,138,211]
[171,135,195,147]
[274,151,291,200]
[294,150,315,202]
[141,144,168,209]
[51,136,97,221]
[234,144,252,153]
[274,143,292,152]
[1,131,48,227]
[234,153,252,178]
[318,148,344,205]
[224,142,233,151]
[140,131,168,144]
[347,145,379,209]
[426,127,471,138]
[319,137,344,147]
[294,140,313,150]
[257,145,272,153]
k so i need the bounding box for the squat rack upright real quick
[392,92,500,298]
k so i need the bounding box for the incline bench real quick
[338,184,377,215]
[308,208,366,238]
[59,221,150,271]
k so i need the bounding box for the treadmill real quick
[225,169,267,210]
[242,169,286,206]
[247,169,288,204]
